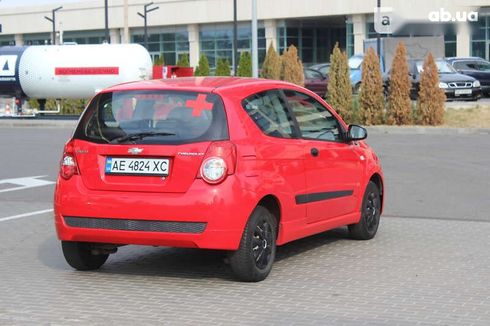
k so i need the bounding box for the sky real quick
[0,0,84,8]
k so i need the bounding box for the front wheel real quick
[61,241,109,271]
[349,181,381,240]
[229,206,277,282]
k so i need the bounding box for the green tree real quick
[177,53,190,67]
[153,54,164,66]
[195,54,210,76]
[416,53,446,125]
[327,43,353,122]
[359,47,384,125]
[237,51,252,77]
[261,43,281,80]
[215,58,231,76]
[386,42,412,125]
[281,45,304,86]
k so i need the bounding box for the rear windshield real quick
[74,90,229,144]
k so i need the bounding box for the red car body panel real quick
[54,77,384,251]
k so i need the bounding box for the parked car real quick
[349,54,364,93]
[304,68,328,97]
[309,63,330,78]
[446,57,490,96]
[384,59,482,101]
[54,77,384,282]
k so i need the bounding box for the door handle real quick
[310,148,319,157]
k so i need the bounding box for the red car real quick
[54,77,384,282]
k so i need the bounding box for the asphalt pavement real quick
[0,126,489,325]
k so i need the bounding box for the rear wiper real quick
[111,131,176,143]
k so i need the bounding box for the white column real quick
[264,19,277,50]
[110,28,121,44]
[456,23,471,57]
[14,34,24,46]
[188,24,200,68]
[352,14,366,54]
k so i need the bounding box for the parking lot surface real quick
[0,127,489,325]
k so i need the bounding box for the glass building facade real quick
[132,27,189,64]
[470,14,490,60]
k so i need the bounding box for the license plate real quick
[455,89,472,95]
[105,157,169,176]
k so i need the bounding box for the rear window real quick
[74,90,229,144]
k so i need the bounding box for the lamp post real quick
[44,6,62,45]
[376,0,381,57]
[104,0,110,43]
[233,0,238,76]
[251,0,258,78]
[137,2,160,50]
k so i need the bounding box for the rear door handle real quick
[310,148,319,157]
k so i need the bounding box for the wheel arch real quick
[257,195,281,237]
[369,173,384,214]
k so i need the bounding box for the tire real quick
[61,241,109,271]
[348,181,381,240]
[229,206,277,282]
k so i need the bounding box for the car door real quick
[283,90,364,224]
[304,69,327,97]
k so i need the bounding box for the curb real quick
[1,119,489,135]
[367,126,490,135]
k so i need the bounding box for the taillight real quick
[60,141,79,180]
[199,141,236,185]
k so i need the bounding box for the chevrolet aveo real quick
[54,77,384,282]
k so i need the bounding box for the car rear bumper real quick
[54,176,255,250]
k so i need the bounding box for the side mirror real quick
[347,124,367,141]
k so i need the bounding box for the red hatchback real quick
[54,77,384,282]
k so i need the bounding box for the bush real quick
[261,43,281,80]
[386,42,412,125]
[215,58,231,76]
[27,98,87,115]
[237,51,252,77]
[177,53,190,67]
[359,47,384,125]
[416,53,446,125]
[327,43,353,122]
[280,45,304,86]
[195,54,210,76]
[153,54,164,66]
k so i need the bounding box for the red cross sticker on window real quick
[185,94,214,117]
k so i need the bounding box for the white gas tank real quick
[18,44,152,99]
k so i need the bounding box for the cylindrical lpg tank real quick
[2,43,152,99]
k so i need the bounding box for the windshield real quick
[349,56,363,70]
[416,60,457,74]
[74,90,229,144]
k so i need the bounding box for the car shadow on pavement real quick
[38,227,350,281]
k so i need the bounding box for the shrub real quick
[237,51,252,77]
[386,42,412,125]
[327,43,353,122]
[416,53,446,125]
[261,43,281,80]
[280,45,304,86]
[153,54,164,66]
[195,54,210,76]
[215,58,231,76]
[177,53,190,67]
[359,47,384,125]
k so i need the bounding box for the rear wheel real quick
[229,206,277,282]
[349,181,381,240]
[61,241,109,271]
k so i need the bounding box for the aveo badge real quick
[0,55,18,77]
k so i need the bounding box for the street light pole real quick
[104,0,109,43]
[251,0,258,78]
[44,6,63,45]
[376,0,381,58]
[233,0,238,76]
[137,2,160,50]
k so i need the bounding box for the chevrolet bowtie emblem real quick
[128,147,143,155]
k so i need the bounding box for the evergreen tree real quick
[386,42,412,125]
[327,43,353,122]
[281,45,304,86]
[195,54,210,76]
[215,58,231,76]
[416,53,446,125]
[177,53,190,67]
[153,54,164,66]
[261,43,281,80]
[237,51,252,77]
[359,47,384,125]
